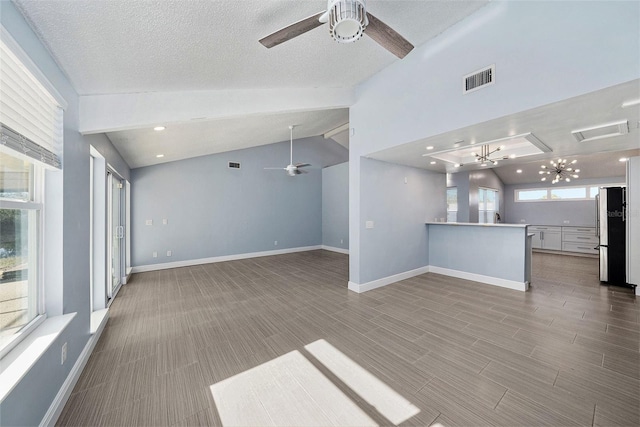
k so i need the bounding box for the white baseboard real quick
[321,245,349,255]
[132,245,323,273]
[428,266,528,292]
[348,266,430,293]
[40,310,109,427]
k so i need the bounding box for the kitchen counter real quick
[426,222,531,291]
[426,222,528,228]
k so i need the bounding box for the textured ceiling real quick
[20,1,638,183]
[14,0,489,95]
[13,0,488,169]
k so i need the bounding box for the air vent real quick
[228,162,241,169]
[572,120,629,142]
[463,65,495,94]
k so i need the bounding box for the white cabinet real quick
[562,226,598,255]
[529,226,562,250]
[530,225,598,255]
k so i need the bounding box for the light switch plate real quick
[163,218,168,225]
[366,221,374,229]
[145,219,153,226]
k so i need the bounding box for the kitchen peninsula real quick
[426,222,531,291]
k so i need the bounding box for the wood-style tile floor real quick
[57,250,639,426]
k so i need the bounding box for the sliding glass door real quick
[107,171,124,299]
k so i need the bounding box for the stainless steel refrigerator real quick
[597,187,626,285]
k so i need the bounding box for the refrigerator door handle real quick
[622,188,626,222]
[595,194,600,237]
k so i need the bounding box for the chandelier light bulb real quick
[541,177,546,181]
[571,159,577,164]
[575,169,580,173]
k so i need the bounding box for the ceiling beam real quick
[79,88,355,134]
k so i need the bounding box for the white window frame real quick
[515,184,626,202]
[478,187,499,224]
[447,187,458,223]
[0,153,46,359]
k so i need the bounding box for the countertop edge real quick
[425,222,529,228]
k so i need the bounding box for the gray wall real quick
[359,158,446,283]
[0,2,131,425]
[504,177,625,226]
[322,162,349,251]
[131,137,348,267]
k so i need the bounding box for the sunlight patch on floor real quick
[210,349,378,427]
[305,339,421,425]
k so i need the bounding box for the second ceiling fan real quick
[259,0,414,59]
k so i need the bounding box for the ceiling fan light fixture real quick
[328,0,367,43]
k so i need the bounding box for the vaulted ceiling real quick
[14,0,489,167]
[12,1,639,182]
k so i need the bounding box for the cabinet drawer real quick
[562,242,599,254]
[530,226,561,232]
[563,227,596,234]
[562,233,598,244]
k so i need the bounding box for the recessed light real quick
[154,126,166,131]
[622,99,640,108]
[454,163,461,168]
[426,146,434,150]
[156,154,164,158]
[619,157,629,162]
[430,161,436,165]
[516,169,522,173]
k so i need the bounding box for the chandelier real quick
[472,144,505,166]
[539,159,580,184]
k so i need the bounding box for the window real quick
[516,184,625,202]
[479,187,499,224]
[0,151,43,350]
[0,34,63,356]
[550,187,586,200]
[446,187,458,222]
[515,189,548,201]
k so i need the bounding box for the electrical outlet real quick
[152,251,157,258]
[366,221,374,229]
[520,219,526,223]
[166,250,172,257]
[145,219,153,226]
[61,342,67,365]
[274,240,278,246]
[563,220,570,224]
[340,239,343,244]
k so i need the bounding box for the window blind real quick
[0,38,63,168]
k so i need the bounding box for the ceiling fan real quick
[265,125,311,176]
[259,0,414,59]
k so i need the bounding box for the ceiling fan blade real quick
[259,11,326,49]
[264,167,285,170]
[295,163,311,168]
[364,12,414,59]
[296,169,308,174]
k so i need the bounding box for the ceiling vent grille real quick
[571,120,629,142]
[463,65,495,94]
[228,162,241,169]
